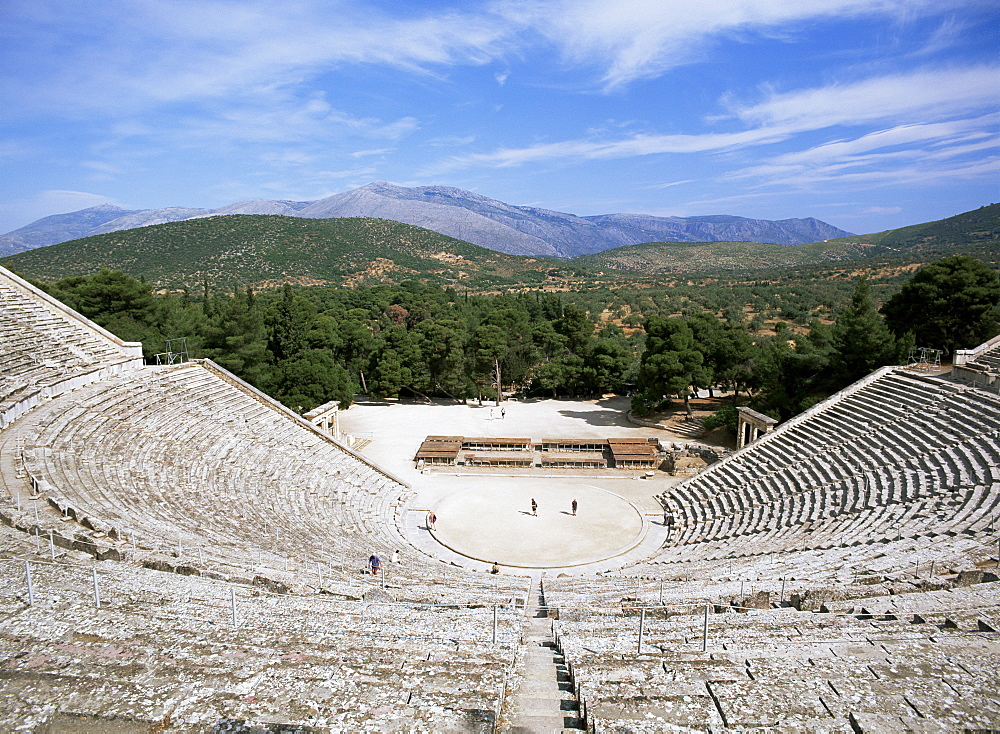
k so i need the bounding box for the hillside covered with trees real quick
[3,204,996,292]
[23,255,998,431]
[1,216,575,291]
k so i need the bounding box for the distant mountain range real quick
[3,203,993,291]
[0,182,852,258]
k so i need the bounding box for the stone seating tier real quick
[3,361,528,605]
[0,269,143,427]
[656,369,999,569]
[552,582,1000,732]
[0,548,518,732]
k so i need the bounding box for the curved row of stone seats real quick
[18,361,408,565]
[968,338,1000,372]
[545,553,999,618]
[3,358,527,606]
[0,545,519,732]
[552,586,1000,731]
[657,368,1000,568]
[0,266,143,428]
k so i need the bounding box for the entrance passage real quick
[430,483,646,568]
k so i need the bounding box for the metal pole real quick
[24,560,34,607]
[914,559,919,578]
[92,568,101,608]
[317,564,323,588]
[48,530,55,560]
[492,605,497,644]
[381,565,385,589]
[33,502,39,523]
[701,604,709,652]
[740,580,744,598]
[780,578,785,605]
[15,492,20,511]
[231,588,237,625]
[33,531,40,555]
[637,607,645,654]
[930,560,935,577]
[131,533,136,553]
[658,582,663,606]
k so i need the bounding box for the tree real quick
[830,276,901,384]
[686,312,726,395]
[204,287,270,386]
[555,304,593,356]
[52,268,155,326]
[634,316,708,417]
[415,319,471,400]
[589,337,633,395]
[751,327,833,420]
[471,324,509,403]
[272,350,355,411]
[715,322,756,400]
[368,324,426,399]
[881,255,1000,354]
[266,284,315,362]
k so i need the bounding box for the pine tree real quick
[882,255,1000,354]
[634,316,708,417]
[831,276,900,384]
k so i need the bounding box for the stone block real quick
[955,570,999,587]
[253,575,288,594]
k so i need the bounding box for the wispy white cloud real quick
[260,150,316,167]
[431,65,1000,185]
[648,180,695,189]
[500,0,947,88]
[862,205,903,215]
[913,15,970,56]
[427,128,789,173]
[2,0,512,116]
[727,65,1000,129]
[427,135,477,147]
[351,148,396,158]
[163,93,420,150]
[81,160,126,182]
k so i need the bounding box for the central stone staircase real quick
[500,576,586,733]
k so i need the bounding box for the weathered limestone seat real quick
[0,544,519,731]
[655,368,1000,575]
[5,358,527,606]
[1,263,999,730]
[551,581,1000,732]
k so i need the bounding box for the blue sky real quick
[1,0,998,236]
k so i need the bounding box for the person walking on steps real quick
[368,554,381,576]
[531,498,537,516]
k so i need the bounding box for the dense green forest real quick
[26,254,999,428]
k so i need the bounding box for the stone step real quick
[501,577,586,732]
